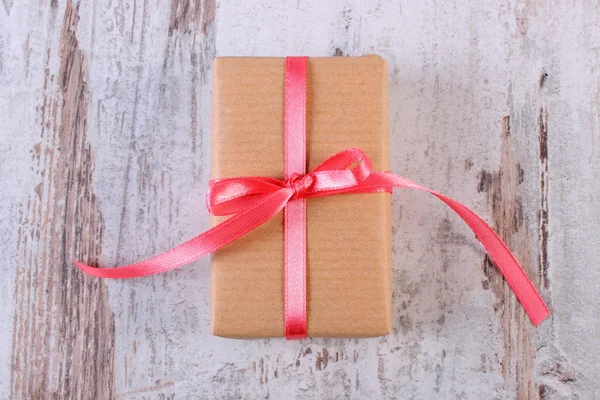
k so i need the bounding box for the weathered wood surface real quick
[0,0,598,398]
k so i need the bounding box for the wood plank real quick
[4,1,114,399]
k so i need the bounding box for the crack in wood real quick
[477,115,539,398]
[539,70,548,89]
[538,106,549,288]
[315,348,329,371]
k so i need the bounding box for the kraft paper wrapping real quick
[210,55,391,338]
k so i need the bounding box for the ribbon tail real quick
[375,172,550,326]
[74,189,293,279]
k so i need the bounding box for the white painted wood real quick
[1,0,598,398]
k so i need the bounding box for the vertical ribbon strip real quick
[283,57,308,339]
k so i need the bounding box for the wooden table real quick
[1,1,597,398]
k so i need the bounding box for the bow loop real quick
[207,177,286,216]
[304,148,375,195]
[313,148,372,178]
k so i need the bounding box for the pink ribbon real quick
[283,57,308,339]
[75,57,550,337]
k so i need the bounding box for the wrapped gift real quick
[74,56,549,340]
[210,56,392,338]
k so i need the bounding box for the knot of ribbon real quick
[207,148,386,217]
[284,173,313,199]
[75,56,549,338]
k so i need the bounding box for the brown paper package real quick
[210,55,391,338]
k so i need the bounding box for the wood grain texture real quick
[0,0,598,399]
[3,1,115,399]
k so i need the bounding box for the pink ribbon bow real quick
[75,57,550,339]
